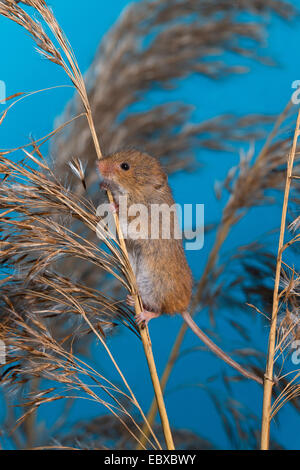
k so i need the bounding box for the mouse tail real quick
[182,311,263,385]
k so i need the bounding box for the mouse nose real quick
[98,160,115,179]
[98,160,108,176]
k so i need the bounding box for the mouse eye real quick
[120,162,130,171]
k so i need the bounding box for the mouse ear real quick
[154,172,168,190]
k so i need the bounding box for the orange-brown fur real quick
[98,149,192,315]
[98,150,263,384]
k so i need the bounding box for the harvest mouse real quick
[97,149,262,385]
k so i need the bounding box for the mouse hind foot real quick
[126,294,161,326]
[135,310,160,327]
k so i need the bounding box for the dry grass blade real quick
[260,109,300,450]
[0,152,164,448]
[1,0,298,451]
[137,99,299,448]
[0,308,159,449]
[51,0,294,183]
[0,0,174,449]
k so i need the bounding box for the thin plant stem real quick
[137,100,293,449]
[260,107,300,450]
[82,53,175,452]
[136,324,187,450]
[0,0,174,451]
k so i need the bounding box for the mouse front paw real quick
[135,310,159,327]
[100,181,109,191]
[104,201,119,214]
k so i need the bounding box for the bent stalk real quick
[260,107,300,450]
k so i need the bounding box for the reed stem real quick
[86,102,174,450]
[260,106,300,450]
[138,101,294,449]
[136,323,186,450]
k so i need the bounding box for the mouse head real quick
[98,149,167,198]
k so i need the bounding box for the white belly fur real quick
[128,250,160,313]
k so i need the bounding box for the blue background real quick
[0,0,300,449]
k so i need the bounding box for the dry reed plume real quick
[0,0,300,451]
[0,0,173,450]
